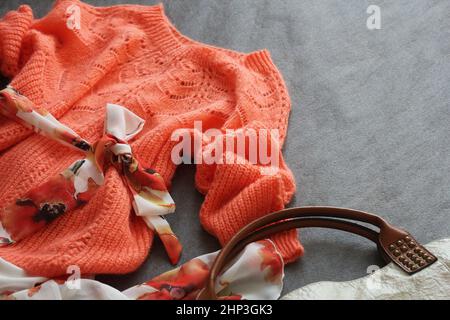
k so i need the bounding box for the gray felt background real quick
[0,0,449,296]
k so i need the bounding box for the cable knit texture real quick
[0,0,302,277]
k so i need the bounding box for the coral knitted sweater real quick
[0,0,302,277]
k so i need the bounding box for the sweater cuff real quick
[244,49,277,74]
[0,5,33,78]
[271,229,304,264]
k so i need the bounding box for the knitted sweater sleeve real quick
[0,5,33,78]
[0,6,35,151]
[195,50,304,263]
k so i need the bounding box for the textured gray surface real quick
[0,0,449,296]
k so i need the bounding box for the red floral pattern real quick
[259,239,284,283]
[0,86,181,264]
[0,240,284,300]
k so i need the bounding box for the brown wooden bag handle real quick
[198,206,437,300]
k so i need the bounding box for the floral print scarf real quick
[0,240,284,300]
[0,86,181,264]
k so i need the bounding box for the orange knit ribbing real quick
[0,0,303,277]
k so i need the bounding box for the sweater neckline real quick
[74,0,277,72]
[152,3,245,57]
[152,3,279,73]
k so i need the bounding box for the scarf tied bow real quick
[0,86,182,264]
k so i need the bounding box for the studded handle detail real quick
[385,234,437,274]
